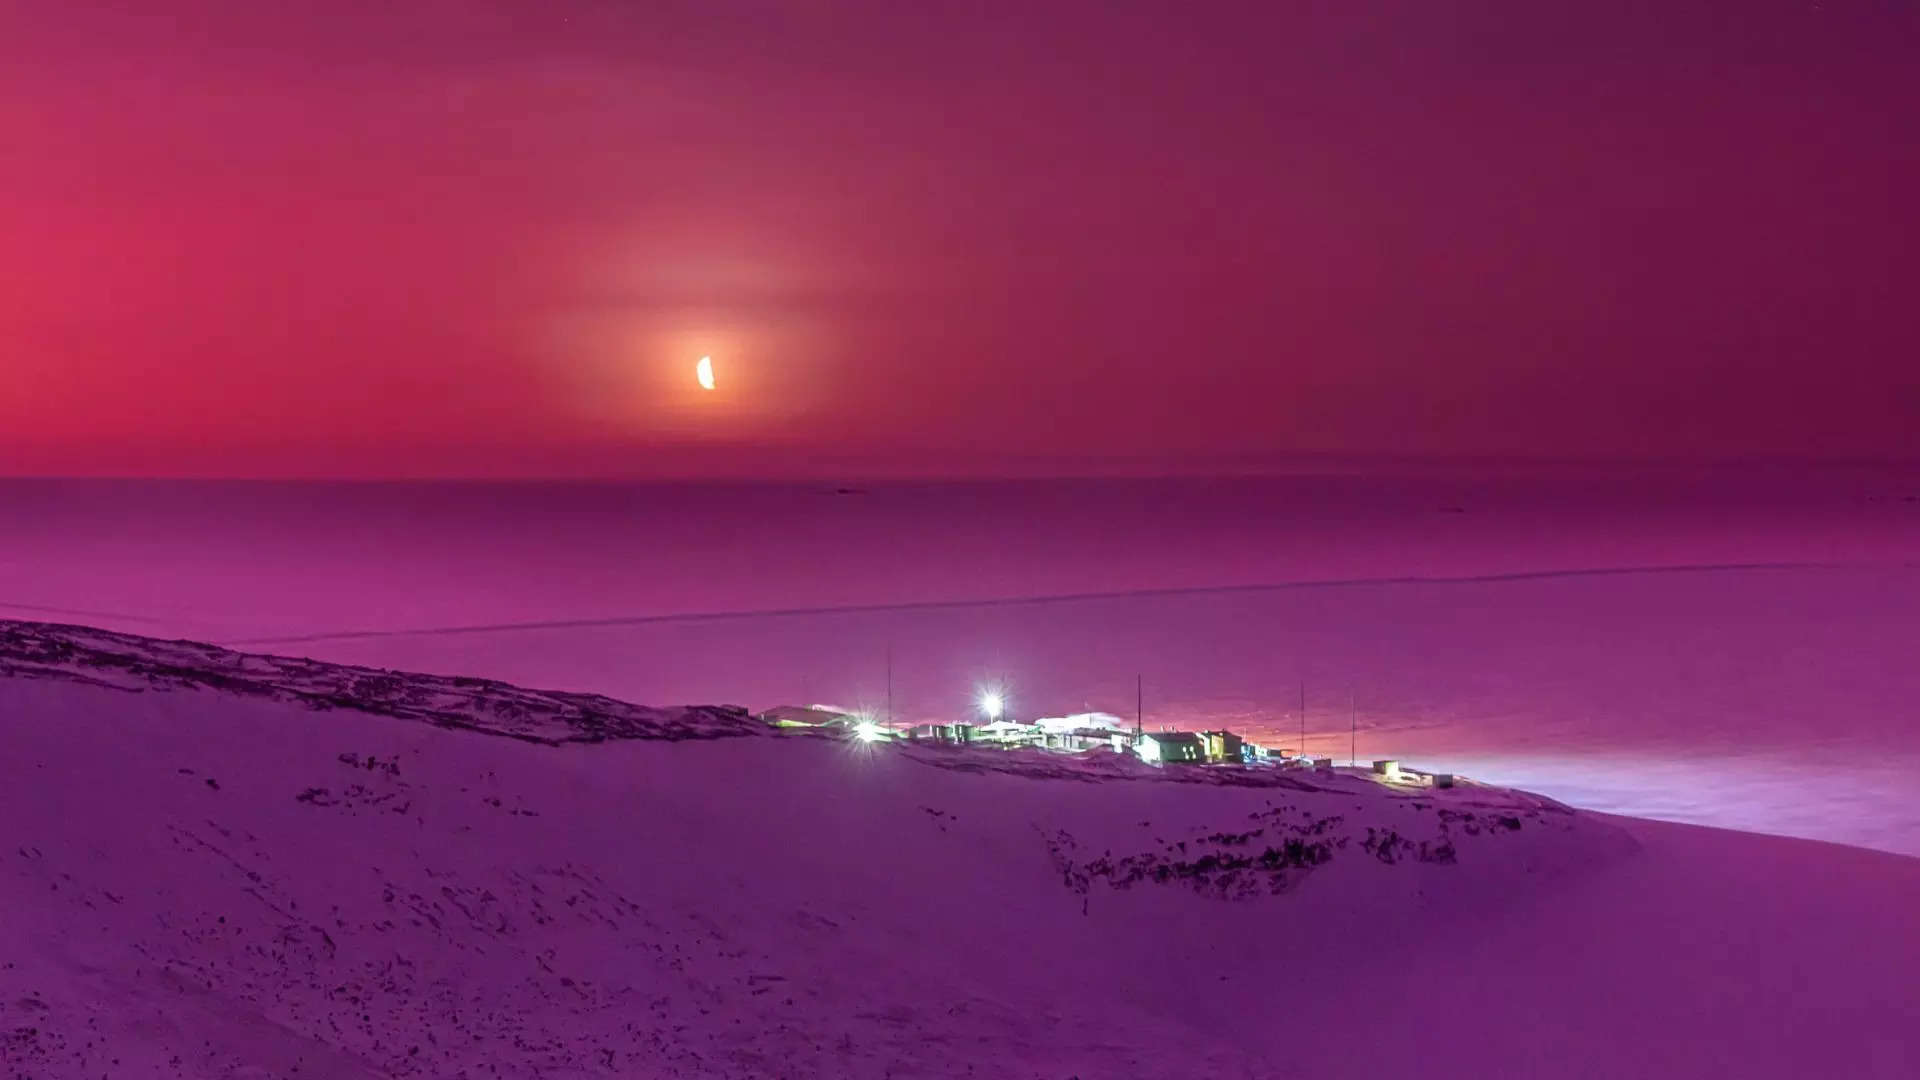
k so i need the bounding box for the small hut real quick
[1137,731,1205,764]
[1198,730,1245,763]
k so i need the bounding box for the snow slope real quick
[3,621,1916,1078]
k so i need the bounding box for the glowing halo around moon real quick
[695,355,716,390]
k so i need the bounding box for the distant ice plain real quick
[5,467,1916,854]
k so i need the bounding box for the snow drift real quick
[2,621,1916,1078]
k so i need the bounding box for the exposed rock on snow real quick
[0,620,760,745]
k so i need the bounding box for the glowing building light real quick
[978,691,1005,721]
[854,721,885,743]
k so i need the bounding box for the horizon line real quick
[5,453,1920,486]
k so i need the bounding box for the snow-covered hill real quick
[2,621,1916,1078]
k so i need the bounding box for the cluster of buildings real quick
[759,701,1459,787]
[757,704,1322,768]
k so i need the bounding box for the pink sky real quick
[3,2,1916,477]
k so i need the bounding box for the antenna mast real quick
[1299,680,1306,760]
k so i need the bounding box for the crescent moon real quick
[696,355,715,391]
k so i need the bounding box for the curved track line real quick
[0,601,170,624]
[220,561,1849,647]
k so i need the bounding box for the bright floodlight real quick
[853,720,884,743]
[979,691,1004,721]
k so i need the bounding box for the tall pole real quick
[1299,680,1306,760]
[886,645,894,729]
[1350,689,1356,767]
[1136,674,1143,739]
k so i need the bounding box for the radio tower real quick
[1299,680,1306,759]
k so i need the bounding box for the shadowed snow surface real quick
[2,624,1917,1078]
